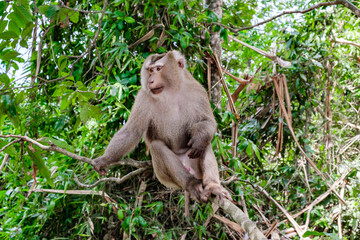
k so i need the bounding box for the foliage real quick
[1,0,359,239]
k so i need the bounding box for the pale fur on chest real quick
[146,91,195,150]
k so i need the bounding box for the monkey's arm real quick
[93,92,149,175]
[188,115,217,159]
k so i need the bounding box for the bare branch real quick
[216,1,344,32]
[0,135,150,168]
[0,139,21,152]
[333,37,360,48]
[74,168,148,188]
[338,0,360,17]
[273,76,347,205]
[0,154,10,174]
[254,185,305,238]
[229,36,291,68]
[216,198,268,240]
[280,168,352,224]
[60,4,103,14]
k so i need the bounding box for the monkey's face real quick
[140,51,186,96]
[146,64,165,95]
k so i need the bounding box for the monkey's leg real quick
[200,145,232,203]
[149,140,203,201]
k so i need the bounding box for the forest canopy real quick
[0,0,359,239]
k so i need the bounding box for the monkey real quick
[92,50,231,203]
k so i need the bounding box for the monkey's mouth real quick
[150,86,164,94]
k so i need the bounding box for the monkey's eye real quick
[149,68,154,73]
[156,66,162,71]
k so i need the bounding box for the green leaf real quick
[27,147,54,186]
[0,1,8,16]
[13,5,32,25]
[2,50,19,61]
[38,5,49,15]
[39,137,75,152]
[117,209,124,220]
[69,11,79,23]
[0,31,18,40]
[0,20,8,32]
[0,73,10,85]
[245,144,252,158]
[80,104,90,122]
[124,16,135,23]
[46,5,60,18]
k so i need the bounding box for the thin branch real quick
[273,76,347,206]
[254,184,305,238]
[60,4,103,14]
[333,37,360,47]
[0,154,10,174]
[0,139,21,152]
[74,168,148,188]
[229,36,291,68]
[280,168,352,224]
[216,0,344,32]
[0,135,151,168]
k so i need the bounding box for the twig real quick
[332,37,360,47]
[74,168,148,188]
[31,188,117,212]
[214,0,345,32]
[229,36,291,68]
[273,76,347,205]
[210,52,239,118]
[213,214,245,236]
[0,154,10,174]
[280,168,352,224]
[338,181,346,239]
[0,139,21,152]
[254,184,305,238]
[60,4,103,14]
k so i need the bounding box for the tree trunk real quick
[205,0,223,110]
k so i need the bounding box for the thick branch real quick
[338,0,360,17]
[216,198,267,240]
[333,37,360,47]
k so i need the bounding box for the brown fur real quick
[93,51,231,203]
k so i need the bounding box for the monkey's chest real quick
[145,107,191,150]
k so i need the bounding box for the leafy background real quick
[0,0,359,239]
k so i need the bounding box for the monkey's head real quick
[141,51,187,96]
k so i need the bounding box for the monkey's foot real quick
[186,178,204,202]
[201,183,232,205]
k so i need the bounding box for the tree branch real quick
[215,0,346,32]
[216,198,267,240]
[338,0,360,17]
[0,135,150,168]
[74,168,148,188]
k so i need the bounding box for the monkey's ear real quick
[178,58,185,69]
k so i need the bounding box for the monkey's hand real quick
[187,138,207,159]
[92,157,109,176]
[201,183,232,205]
